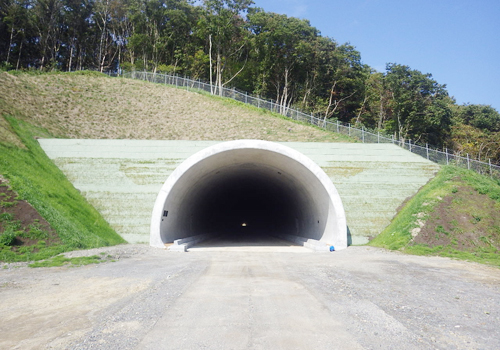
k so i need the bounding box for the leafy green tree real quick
[313,43,368,123]
[354,70,386,129]
[62,0,94,71]
[455,104,500,132]
[248,10,318,114]
[0,0,35,69]
[384,63,452,146]
[198,0,253,95]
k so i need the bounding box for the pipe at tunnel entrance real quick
[150,140,347,250]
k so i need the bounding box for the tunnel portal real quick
[150,140,347,250]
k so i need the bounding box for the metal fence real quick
[107,70,500,180]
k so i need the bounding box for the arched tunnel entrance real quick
[150,140,347,250]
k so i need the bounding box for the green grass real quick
[0,116,125,262]
[28,254,109,268]
[369,165,500,266]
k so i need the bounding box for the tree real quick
[455,104,500,132]
[33,0,65,69]
[198,0,253,95]
[248,10,318,114]
[62,0,94,71]
[1,0,35,69]
[384,63,452,146]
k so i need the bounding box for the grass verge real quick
[369,165,500,266]
[28,254,113,268]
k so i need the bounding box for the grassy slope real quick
[0,116,125,262]
[0,71,352,142]
[369,166,500,266]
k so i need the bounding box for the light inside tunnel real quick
[150,140,347,250]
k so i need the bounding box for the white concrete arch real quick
[150,140,347,250]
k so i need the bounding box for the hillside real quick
[370,166,500,266]
[0,71,351,143]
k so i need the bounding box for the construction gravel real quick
[1,242,499,349]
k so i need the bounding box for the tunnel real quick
[150,140,347,250]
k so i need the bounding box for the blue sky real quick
[251,0,500,111]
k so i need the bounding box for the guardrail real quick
[107,70,500,180]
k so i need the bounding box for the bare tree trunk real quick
[68,41,74,72]
[217,52,223,96]
[355,95,368,124]
[6,26,14,65]
[97,0,109,72]
[16,40,23,70]
[323,81,355,126]
[323,82,337,124]
[209,34,213,95]
[279,68,290,115]
[378,98,384,129]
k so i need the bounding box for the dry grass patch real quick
[0,72,352,142]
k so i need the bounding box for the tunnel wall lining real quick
[150,140,347,250]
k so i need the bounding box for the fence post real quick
[336,120,339,133]
[258,98,260,109]
[391,134,394,144]
[362,127,365,143]
[426,143,429,160]
[377,132,380,143]
[467,153,470,170]
[489,159,492,178]
[245,92,248,104]
[445,148,449,165]
[409,140,412,152]
[310,113,313,125]
[348,123,351,136]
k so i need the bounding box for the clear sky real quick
[251,0,500,111]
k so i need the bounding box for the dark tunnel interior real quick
[189,170,304,239]
[161,161,324,245]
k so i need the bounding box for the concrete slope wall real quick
[39,140,439,244]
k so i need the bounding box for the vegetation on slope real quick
[370,166,500,266]
[0,71,352,142]
[0,116,125,263]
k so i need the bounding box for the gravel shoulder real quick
[1,244,499,349]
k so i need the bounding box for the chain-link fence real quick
[107,70,500,180]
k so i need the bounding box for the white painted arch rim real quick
[150,139,347,250]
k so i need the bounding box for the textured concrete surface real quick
[1,244,499,349]
[39,140,439,244]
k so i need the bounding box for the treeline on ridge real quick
[1,0,499,163]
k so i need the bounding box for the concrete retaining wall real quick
[39,139,439,245]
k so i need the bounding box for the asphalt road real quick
[1,238,499,349]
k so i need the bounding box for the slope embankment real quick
[0,70,351,262]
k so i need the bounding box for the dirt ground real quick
[1,242,499,350]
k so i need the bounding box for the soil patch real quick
[412,181,500,252]
[0,178,60,255]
